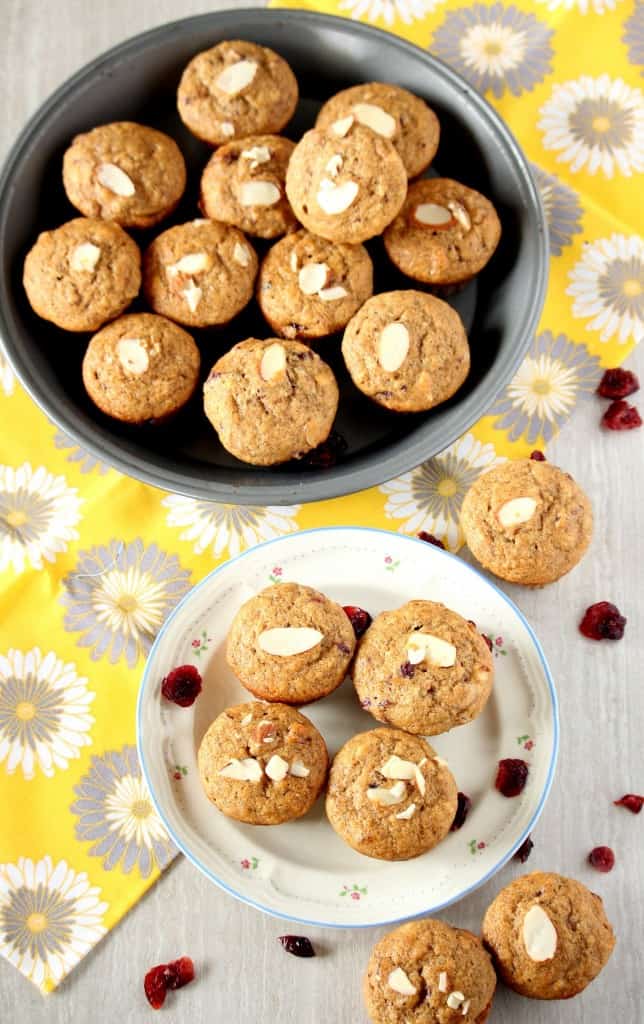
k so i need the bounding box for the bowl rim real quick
[136,525,559,928]
[0,9,549,505]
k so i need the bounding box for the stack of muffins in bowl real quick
[22,38,502,466]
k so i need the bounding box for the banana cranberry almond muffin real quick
[353,601,493,735]
[82,313,200,423]
[200,135,297,240]
[315,82,440,179]
[177,40,298,146]
[142,220,257,328]
[384,178,501,287]
[23,217,141,332]
[460,459,593,586]
[227,582,355,704]
[257,230,374,340]
[482,872,616,999]
[198,701,328,825]
[341,290,470,413]
[203,338,339,466]
[364,918,496,1023]
[285,122,407,244]
[62,122,186,229]
[326,729,457,861]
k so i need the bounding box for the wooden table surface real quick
[1,2,642,1021]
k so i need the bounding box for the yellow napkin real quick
[1,0,641,994]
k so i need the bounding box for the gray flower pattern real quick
[623,3,644,73]
[530,163,583,257]
[53,431,109,475]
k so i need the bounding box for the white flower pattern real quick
[538,75,644,177]
[0,648,94,781]
[379,433,505,550]
[162,496,302,559]
[339,0,443,26]
[535,0,623,13]
[567,234,644,344]
[0,856,107,992]
[0,351,15,397]
[0,463,82,574]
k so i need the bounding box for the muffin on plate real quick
[142,220,257,328]
[285,122,407,244]
[352,600,493,735]
[315,81,440,179]
[62,122,186,229]
[364,918,496,1023]
[342,291,470,414]
[23,217,141,333]
[203,338,339,466]
[198,701,328,825]
[82,312,200,424]
[200,135,297,240]
[257,230,374,340]
[460,459,593,586]
[326,728,458,861]
[384,178,501,287]
[177,40,298,146]
[482,872,616,999]
[227,582,355,703]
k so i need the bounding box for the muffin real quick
[177,40,298,146]
[227,582,356,704]
[352,601,493,735]
[384,178,501,287]
[82,313,200,423]
[23,217,140,333]
[200,135,297,239]
[198,701,328,825]
[257,230,374,340]
[315,81,440,178]
[326,728,458,861]
[364,918,496,1023]
[460,459,593,586]
[203,338,339,466]
[482,872,616,999]
[62,122,186,229]
[285,122,407,244]
[142,220,257,328]
[341,290,470,413]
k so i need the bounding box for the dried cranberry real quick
[144,957,194,1009]
[303,430,348,468]
[597,368,639,399]
[279,935,315,958]
[400,661,415,678]
[588,846,615,872]
[614,794,644,814]
[579,602,626,641]
[481,633,493,653]
[602,399,642,430]
[495,759,529,798]
[161,665,202,707]
[417,531,445,549]
[514,836,534,863]
[343,605,372,638]
[450,792,471,831]
[529,450,546,461]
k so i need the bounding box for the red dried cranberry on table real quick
[597,368,639,399]
[450,792,471,831]
[144,957,195,1009]
[601,400,642,430]
[343,605,372,638]
[579,602,626,641]
[417,531,446,549]
[495,759,529,798]
[161,665,202,707]
[303,430,347,468]
[514,835,534,863]
[614,794,643,814]
[588,846,615,873]
[279,935,316,957]
[529,450,546,461]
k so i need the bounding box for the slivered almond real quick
[215,59,257,95]
[523,905,558,962]
[379,756,417,781]
[69,242,101,272]
[257,626,323,656]
[265,754,289,781]
[241,144,271,169]
[316,179,358,215]
[289,760,310,778]
[116,338,149,375]
[447,199,472,230]
[387,968,417,996]
[366,780,407,806]
[325,154,343,177]
[96,162,135,197]
[377,322,409,372]
[233,242,251,267]
[395,803,417,820]
[497,496,538,528]
[406,632,457,668]
[298,262,328,295]
[413,203,453,228]
[318,285,348,301]
[259,342,287,382]
[351,102,396,139]
[330,115,354,138]
[181,280,202,313]
[218,757,263,781]
[239,181,280,207]
[167,252,210,277]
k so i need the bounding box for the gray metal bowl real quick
[0,9,547,505]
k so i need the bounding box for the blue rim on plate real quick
[137,527,559,928]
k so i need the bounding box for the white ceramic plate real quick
[137,527,558,929]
